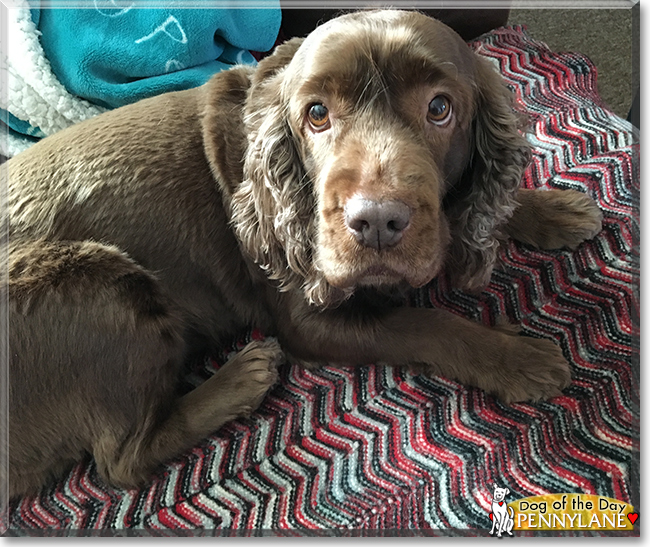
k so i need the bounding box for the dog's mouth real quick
[356,265,405,286]
[325,260,440,290]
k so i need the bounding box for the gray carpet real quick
[508,7,638,120]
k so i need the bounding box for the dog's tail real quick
[508,506,514,518]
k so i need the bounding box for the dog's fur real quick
[3,10,602,498]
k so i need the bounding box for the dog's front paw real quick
[531,190,603,250]
[220,339,284,418]
[493,333,571,404]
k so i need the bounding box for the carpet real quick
[4,25,640,536]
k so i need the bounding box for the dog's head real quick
[492,486,510,502]
[204,10,530,308]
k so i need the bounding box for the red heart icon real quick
[499,502,504,506]
[489,513,494,521]
[628,513,638,525]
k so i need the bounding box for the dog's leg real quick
[506,188,602,250]
[7,239,188,497]
[506,507,515,536]
[7,239,281,495]
[500,513,508,537]
[95,339,282,489]
[489,513,497,535]
[276,293,570,403]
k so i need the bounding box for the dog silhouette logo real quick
[489,486,515,537]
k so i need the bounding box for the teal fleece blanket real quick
[35,3,281,109]
[2,3,280,153]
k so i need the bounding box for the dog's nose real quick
[344,197,411,250]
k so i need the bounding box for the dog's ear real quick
[202,39,305,204]
[229,38,335,304]
[505,488,510,496]
[202,65,256,202]
[445,54,531,291]
[251,37,305,84]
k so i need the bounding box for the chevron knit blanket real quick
[4,26,639,536]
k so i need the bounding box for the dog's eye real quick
[307,103,330,130]
[427,95,452,125]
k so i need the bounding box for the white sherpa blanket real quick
[1,0,107,157]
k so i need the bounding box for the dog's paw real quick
[493,334,571,404]
[531,190,603,250]
[219,339,284,418]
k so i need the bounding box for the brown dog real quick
[3,10,602,498]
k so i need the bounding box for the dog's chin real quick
[324,263,440,291]
[356,266,405,288]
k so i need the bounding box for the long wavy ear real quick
[231,38,309,280]
[202,40,305,208]
[445,54,532,291]
[227,39,341,307]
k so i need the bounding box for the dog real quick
[489,486,515,537]
[3,9,603,498]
